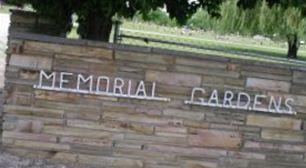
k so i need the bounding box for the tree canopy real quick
[7,0,305,59]
[6,0,225,41]
[238,0,306,58]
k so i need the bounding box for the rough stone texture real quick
[246,77,291,92]
[145,70,201,87]
[246,115,302,130]
[2,10,306,168]
[188,129,242,148]
[0,149,96,168]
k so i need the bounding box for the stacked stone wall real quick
[3,10,306,168]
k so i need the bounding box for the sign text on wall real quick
[34,70,295,115]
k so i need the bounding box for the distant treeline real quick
[135,0,306,40]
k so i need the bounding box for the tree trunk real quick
[78,11,113,42]
[287,33,299,59]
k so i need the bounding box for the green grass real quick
[120,21,306,62]
[66,20,306,65]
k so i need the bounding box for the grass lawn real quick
[65,21,306,66]
[120,21,306,64]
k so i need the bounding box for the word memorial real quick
[34,70,170,101]
[34,70,296,115]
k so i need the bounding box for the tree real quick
[6,0,74,36]
[237,0,306,59]
[6,0,225,42]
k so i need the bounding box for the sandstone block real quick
[266,153,304,162]
[146,144,226,157]
[135,107,163,116]
[183,120,210,129]
[43,126,124,139]
[188,129,242,148]
[241,65,291,76]
[128,62,168,72]
[125,133,187,144]
[5,114,63,126]
[102,102,136,113]
[78,154,143,168]
[218,158,249,168]
[52,152,78,162]
[202,76,244,87]
[176,58,226,69]
[4,105,64,118]
[184,160,218,168]
[8,39,24,54]
[146,70,201,87]
[116,51,173,65]
[6,93,32,106]
[7,119,44,133]
[228,151,266,160]
[145,163,178,168]
[60,136,112,147]
[67,119,154,135]
[9,54,52,70]
[246,78,290,92]
[175,65,240,78]
[66,111,101,121]
[103,112,183,126]
[20,69,39,80]
[14,140,70,151]
[261,129,304,142]
[24,41,113,60]
[53,58,89,73]
[163,109,205,121]
[155,126,187,138]
[157,84,191,96]
[241,71,292,81]
[291,84,306,96]
[278,144,306,152]
[3,131,57,142]
[247,115,302,130]
[114,140,144,150]
[35,90,81,103]
[114,148,176,161]
[293,71,306,84]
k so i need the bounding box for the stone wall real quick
[3,10,306,168]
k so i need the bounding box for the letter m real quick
[37,70,56,88]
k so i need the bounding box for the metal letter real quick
[185,87,206,104]
[268,96,282,113]
[237,92,251,110]
[151,82,156,98]
[253,94,267,111]
[38,70,56,88]
[96,76,110,93]
[127,80,132,96]
[77,74,93,92]
[285,98,295,114]
[135,81,147,97]
[223,90,234,107]
[113,77,124,94]
[60,72,73,89]
[208,89,219,106]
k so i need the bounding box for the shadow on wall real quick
[0,13,10,88]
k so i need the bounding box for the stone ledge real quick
[9,31,306,72]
